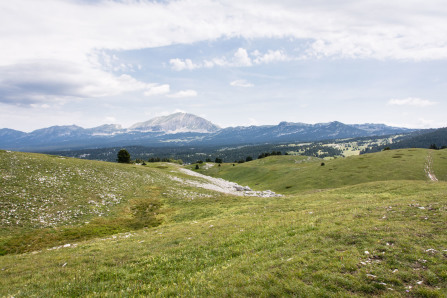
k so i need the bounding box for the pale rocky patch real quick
[171,168,282,197]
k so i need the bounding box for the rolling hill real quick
[1,149,446,297]
[196,148,447,193]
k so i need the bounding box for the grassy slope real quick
[433,149,447,181]
[1,149,447,297]
[0,150,227,254]
[197,149,443,194]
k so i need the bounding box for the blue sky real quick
[0,0,446,131]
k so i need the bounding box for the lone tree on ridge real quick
[117,149,131,163]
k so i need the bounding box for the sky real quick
[1,0,446,132]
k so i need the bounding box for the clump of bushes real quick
[258,151,282,159]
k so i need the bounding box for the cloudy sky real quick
[1,0,446,132]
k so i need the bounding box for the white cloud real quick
[30,103,51,109]
[1,0,447,113]
[171,48,290,71]
[0,60,170,105]
[143,84,171,97]
[233,48,252,67]
[105,116,117,123]
[248,118,259,126]
[2,0,447,66]
[169,58,199,71]
[387,97,437,107]
[230,80,254,87]
[167,90,198,98]
[253,50,290,64]
[386,118,447,129]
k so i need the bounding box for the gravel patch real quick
[178,168,282,197]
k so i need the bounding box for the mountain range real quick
[0,112,416,151]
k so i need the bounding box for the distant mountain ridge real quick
[0,112,416,151]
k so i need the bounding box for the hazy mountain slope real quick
[362,127,447,153]
[202,121,407,145]
[350,123,414,135]
[0,128,26,139]
[389,127,447,148]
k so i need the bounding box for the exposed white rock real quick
[175,168,282,197]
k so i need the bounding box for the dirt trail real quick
[425,152,438,182]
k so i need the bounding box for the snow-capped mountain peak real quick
[129,112,220,134]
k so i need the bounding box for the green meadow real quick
[196,149,437,194]
[1,149,447,297]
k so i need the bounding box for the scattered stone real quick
[425,248,438,254]
[366,274,376,279]
[364,251,370,255]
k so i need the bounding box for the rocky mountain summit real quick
[129,112,220,133]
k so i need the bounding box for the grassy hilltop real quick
[196,148,446,193]
[1,149,447,297]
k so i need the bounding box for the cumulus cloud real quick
[253,50,290,64]
[167,90,198,98]
[233,48,252,66]
[230,80,254,87]
[170,48,290,71]
[387,97,437,107]
[143,84,171,97]
[169,59,199,71]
